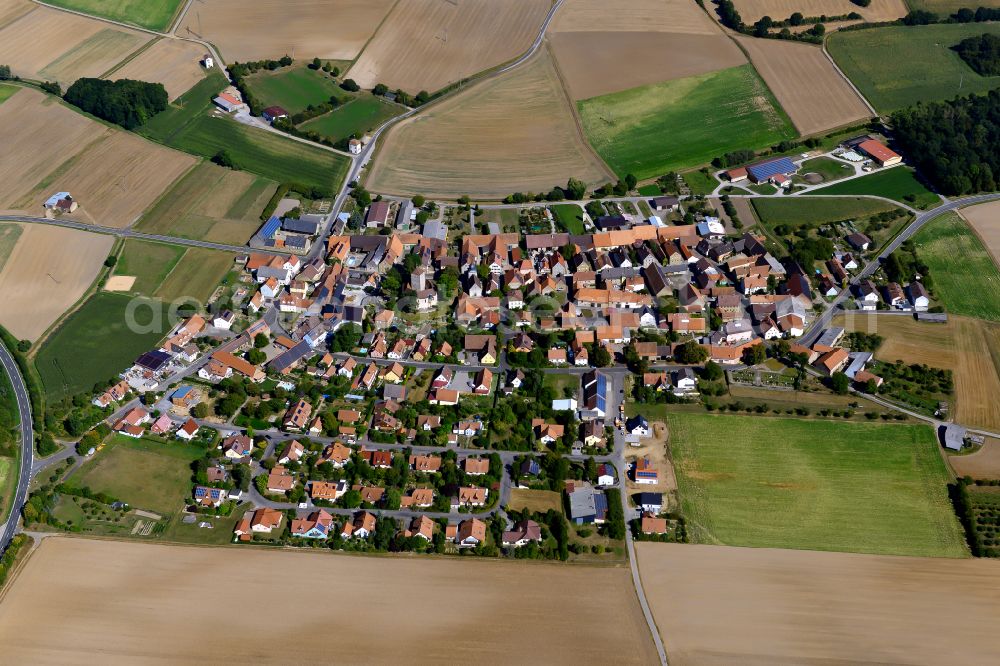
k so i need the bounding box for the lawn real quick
[798,156,853,183]
[807,167,940,209]
[247,65,345,115]
[681,169,719,195]
[550,204,586,234]
[43,0,185,31]
[544,373,579,398]
[637,184,662,197]
[0,223,22,272]
[35,293,171,400]
[154,247,235,304]
[667,413,967,557]
[0,84,19,106]
[577,65,797,179]
[140,71,348,194]
[913,212,1000,321]
[70,435,203,516]
[301,96,404,142]
[114,239,186,297]
[751,196,899,229]
[828,23,1000,113]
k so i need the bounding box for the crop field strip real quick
[729,0,908,24]
[366,47,612,198]
[666,412,967,557]
[109,38,210,101]
[41,0,186,32]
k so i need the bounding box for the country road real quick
[0,341,33,555]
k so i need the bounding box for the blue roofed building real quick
[746,157,797,184]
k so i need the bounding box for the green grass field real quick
[301,96,403,142]
[154,247,235,304]
[913,211,1000,321]
[247,65,345,115]
[0,84,19,106]
[667,413,967,557]
[829,23,1000,113]
[42,0,184,30]
[71,435,202,515]
[140,71,348,193]
[550,204,586,234]
[807,167,940,208]
[577,65,796,179]
[905,0,1000,15]
[35,293,171,400]
[114,239,185,297]
[681,169,719,195]
[798,156,853,183]
[751,196,899,229]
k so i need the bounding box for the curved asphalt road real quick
[0,341,32,555]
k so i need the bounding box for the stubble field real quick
[729,0,907,23]
[0,225,113,341]
[0,538,658,664]
[366,48,612,198]
[0,6,147,87]
[834,313,1000,433]
[110,38,209,101]
[347,0,552,94]
[177,0,395,62]
[734,35,871,135]
[960,199,1000,268]
[666,412,967,557]
[637,543,1000,666]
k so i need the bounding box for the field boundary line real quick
[99,35,161,81]
[29,0,165,36]
[821,37,878,117]
[348,0,402,71]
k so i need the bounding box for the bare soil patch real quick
[626,421,678,500]
[0,225,112,341]
[366,48,611,198]
[103,275,135,292]
[0,6,148,86]
[111,38,208,101]
[550,0,721,34]
[730,0,908,24]
[508,488,563,513]
[735,35,871,135]
[0,537,658,664]
[348,0,551,94]
[951,437,1000,479]
[961,200,1000,268]
[551,31,745,100]
[637,542,1000,666]
[178,0,395,62]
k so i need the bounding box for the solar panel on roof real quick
[746,157,796,181]
[260,216,281,239]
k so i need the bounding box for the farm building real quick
[724,166,748,182]
[365,201,392,227]
[263,106,289,124]
[857,139,901,167]
[746,157,797,184]
[349,138,363,155]
[213,90,247,113]
[202,54,214,68]
[43,192,77,213]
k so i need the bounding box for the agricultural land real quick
[177,0,396,62]
[905,0,1000,13]
[300,96,404,144]
[637,543,1000,666]
[0,538,658,664]
[42,0,185,31]
[829,22,1000,112]
[729,0,908,24]
[577,64,797,179]
[808,166,940,208]
[366,49,612,198]
[245,64,344,116]
[665,412,967,557]
[0,225,112,342]
[347,0,552,94]
[108,38,210,101]
[960,199,1000,268]
[751,195,899,230]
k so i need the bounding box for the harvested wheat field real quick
[178,0,394,62]
[834,313,1000,432]
[550,0,720,33]
[348,0,551,94]
[110,38,208,101]
[961,200,1000,267]
[19,131,197,229]
[366,49,611,199]
[951,437,1000,479]
[730,0,908,24]
[0,0,32,29]
[0,88,101,210]
[550,31,745,100]
[735,35,871,134]
[0,225,112,340]
[0,538,657,664]
[637,543,1000,666]
[0,6,147,86]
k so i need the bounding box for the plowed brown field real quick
[177,0,395,62]
[366,48,612,198]
[0,538,658,664]
[637,543,1000,666]
[347,0,551,94]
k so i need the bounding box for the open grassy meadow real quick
[43,0,184,30]
[140,72,348,193]
[35,293,171,400]
[247,65,344,115]
[154,247,235,304]
[301,96,403,142]
[807,167,940,208]
[829,23,1000,113]
[70,435,202,515]
[113,239,185,297]
[507,489,563,514]
[752,196,899,229]
[550,204,586,234]
[577,64,796,179]
[667,413,967,557]
[913,212,1000,321]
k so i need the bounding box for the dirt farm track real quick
[637,543,1000,666]
[0,537,658,665]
